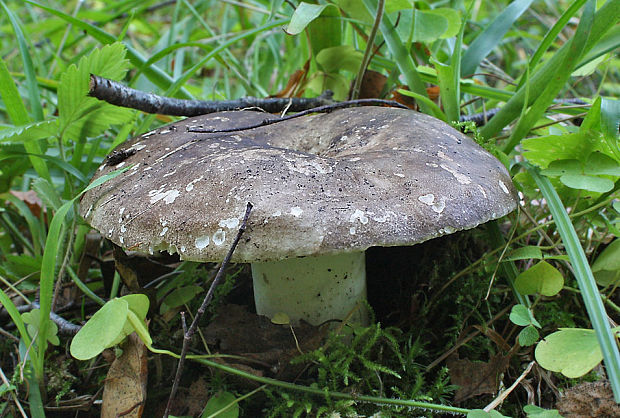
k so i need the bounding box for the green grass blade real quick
[0,19,51,182]
[432,9,467,123]
[362,0,431,115]
[461,0,534,77]
[396,89,446,121]
[505,0,594,152]
[0,59,29,125]
[135,18,288,133]
[576,24,620,70]
[480,0,619,139]
[66,266,105,306]
[36,167,130,378]
[0,289,35,361]
[0,0,43,121]
[517,0,587,89]
[525,162,620,402]
[23,0,193,99]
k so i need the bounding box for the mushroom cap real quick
[81,107,518,262]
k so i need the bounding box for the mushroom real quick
[80,107,518,325]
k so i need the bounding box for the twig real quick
[484,361,535,412]
[0,366,28,418]
[2,302,81,336]
[163,202,253,418]
[89,74,334,116]
[186,99,409,134]
[350,0,385,100]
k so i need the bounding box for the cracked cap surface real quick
[80,107,518,262]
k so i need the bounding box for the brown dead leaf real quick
[556,379,620,417]
[390,88,418,110]
[447,353,510,403]
[204,304,326,380]
[185,377,210,417]
[101,333,148,418]
[9,190,44,218]
[426,85,440,101]
[273,60,310,98]
[358,70,387,99]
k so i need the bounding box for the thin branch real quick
[3,302,81,336]
[484,361,535,412]
[163,202,253,418]
[350,0,385,100]
[186,99,409,134]
[89,74,334,116]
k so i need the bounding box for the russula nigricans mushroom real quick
[80,106,518,325]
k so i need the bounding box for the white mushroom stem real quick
[251,251,368,326]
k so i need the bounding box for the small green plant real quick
[70,294,150,360]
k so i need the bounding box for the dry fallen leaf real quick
[204,304,326,380]
[358,70,387,99]
[556,379,620,417]
[101,333,148,418]
[447,353,510,402]
[9,190,44,218]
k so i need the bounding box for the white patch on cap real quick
[163,170,177,178]
[432,198,446,214]
[160,227,169,236]
[120,224,126,233]
[290,207,303,217]
[271,210,282,217]
[438,151,453,161]
[185,176,203,192]
[213,229,226,246]
[373,215,388,223]
[130,142,146,151]
[440,164,471,184]
[498,180,510,194]
[477,185,488,198]
[115,162,125,168]
[394,173,405,178]
[349,227,356,235]
[219,218,240,229]
[418,194,435,205]
[350,209,369,224]
[195,235,210,249]
[149,189,180,204]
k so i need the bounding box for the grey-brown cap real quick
[80,107,518,262]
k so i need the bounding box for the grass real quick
[0,0,618,416]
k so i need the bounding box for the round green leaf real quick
[503,246,543,261]
[592,239,620,272]
[160,285,202,314]
[316,45,362,74]
[509,304,533,326]
[540,159,581,177]
[121,293,149,320]
[202,391,239,418]
[560,173,614,193]
[518,325,539,346]
[285,3,333,35]
[584,152,620,176]
[535,328,602,378]
[514,261,564,296]
[70,298,128,360]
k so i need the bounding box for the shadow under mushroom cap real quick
[80,106,518,262]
